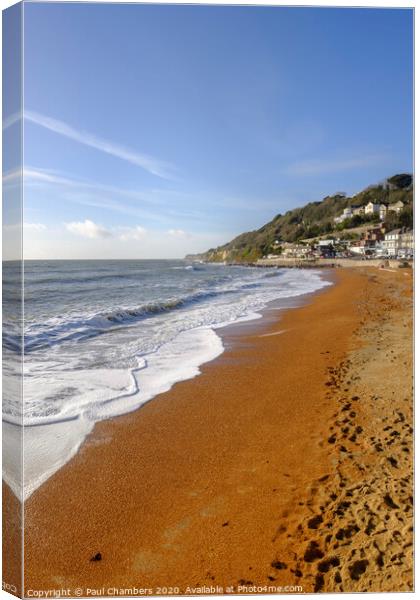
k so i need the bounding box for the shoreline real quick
[4,267,413,594]
[4,268,332,503]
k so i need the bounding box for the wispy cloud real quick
[5,166,201,224]
[282,154,389,176]
[119,226,147,241]
[24,110,175,179]
[5,167,74,186]
[66,219,112,239]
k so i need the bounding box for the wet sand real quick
[7,267,413,594]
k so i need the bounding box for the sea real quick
[2,259,331,499]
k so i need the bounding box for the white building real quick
[348,243,365,255]
[388,200,404,214]
[382,228,413,257]
[400,230,414,253]
[334,206,362,224]
[383,229,401,256]
[352,206,366,216]
[379,204,387,220]
[364,202,381,215]
[282,243,312,258]
[318,239,336,247]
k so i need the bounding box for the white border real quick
[0,1,415,599]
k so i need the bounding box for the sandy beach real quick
[5,267,413,595]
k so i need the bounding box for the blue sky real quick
[4,3,414,259]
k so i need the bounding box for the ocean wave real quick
[24,272,144,286]
[5,280,268,353]
[171,265,194,270]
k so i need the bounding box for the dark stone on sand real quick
[271,560,287,570]
[90,552,102,562]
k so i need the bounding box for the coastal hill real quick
[188,174,413,263]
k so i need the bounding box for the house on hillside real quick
[334,205,365,224]
[334,206,353,224]
[388,200,404,214]
[379,204,387,220]
[352,206,365,216]
[364,202,380,216]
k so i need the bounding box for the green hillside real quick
[188,174,413,263]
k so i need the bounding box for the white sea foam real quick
[5,328,224,500]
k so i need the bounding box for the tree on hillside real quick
[398,207,413,229]
[387,174,413,189]
[383,211,400,231]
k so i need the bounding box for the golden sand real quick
[3,268,413,594]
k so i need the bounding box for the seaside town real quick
[264,199,414,262]
[190,174,414,265]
